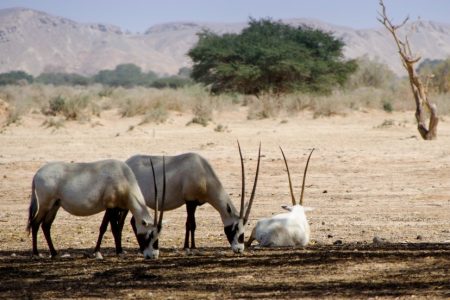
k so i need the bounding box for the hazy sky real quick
[0,0,448,32]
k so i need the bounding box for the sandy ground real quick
[0,108,449,298]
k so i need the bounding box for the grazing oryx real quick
[246,148,315,247]
[26,159,164,259]
[94,142,261,254]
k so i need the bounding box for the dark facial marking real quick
[238,233,244,244]
[152,239,159,250]
[224,224,238,245]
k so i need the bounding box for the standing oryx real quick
[27,159,165,259]
[246,148,315,247]
[94,142,261,254]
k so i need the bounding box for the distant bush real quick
[0,71,33,85]
[417,58,450,94]
[36,72,91,86]
[346,56,397,89]
[93,63,149,87]
[150,76,193,89]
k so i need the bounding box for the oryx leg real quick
[94,208,129,256]
[41,201,61,258]
[110,208,128,254]
[31,219,42,256]
[130,215,144,252]
[94,209,112,256]
[184,201,199,249]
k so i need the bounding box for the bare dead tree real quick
[378,0,438,140]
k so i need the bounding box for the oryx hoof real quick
[31,253,45,260]
[94,251,104,260]
[116,251,127,258]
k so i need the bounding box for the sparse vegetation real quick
[0,77,449,127]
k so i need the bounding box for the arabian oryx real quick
[94,142,261,254]
[26,159,166,259]
[246,148,315,248]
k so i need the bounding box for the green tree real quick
[0,70,33,85]
[188,18,356,95]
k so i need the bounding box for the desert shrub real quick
[139,106,169,125]
[383,101,393,113]
[4,107,21,126]
[42,117,65,129]
[347,56,397,89]
[189,97,213,126]
[417,58,450,94]
[247,94,283,120]
[44,95,91,120]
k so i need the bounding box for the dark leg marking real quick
[31,220,41,256]
[41,201,60,258]
[94,209,111,254]
[111,208,128,254]
[130,216,144,252]
[94,208,129,255]
[184,200,199,249]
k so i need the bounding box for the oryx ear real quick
[281,205,292,212]
[226,204,232,215]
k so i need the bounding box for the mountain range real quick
[1,7,449,77]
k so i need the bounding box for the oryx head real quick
[137,156,166,259]
[224,141,261,254]
[279,147,315,215]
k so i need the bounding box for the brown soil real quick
[1,108,449,299]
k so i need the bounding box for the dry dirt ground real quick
[0,108,449,299]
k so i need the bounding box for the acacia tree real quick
[188,19,356,96]
[378,0,438,140]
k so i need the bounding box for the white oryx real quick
[246,148,315,247]
[27,159,166,259]
[94,142,261,254]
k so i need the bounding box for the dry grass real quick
[1,83,449,127]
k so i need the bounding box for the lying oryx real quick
[27,159,164,259]
[94,142,261,254]
[246,148,315,247]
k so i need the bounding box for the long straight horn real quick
[237,140,245,219]
[299,148,315,206]
[149,158,158,227]
[280,147,296,206]
[157,156,166,231]
[244,142,261,225]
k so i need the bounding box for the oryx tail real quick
[26,178,39,234]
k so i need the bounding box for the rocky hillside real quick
[1,7,449,76]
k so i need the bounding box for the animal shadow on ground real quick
[0,243,449,299]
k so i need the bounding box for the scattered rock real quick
[373,236,387,244]
[416,235,423,240]
[333,240,343,245]
[327,234,333,238]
